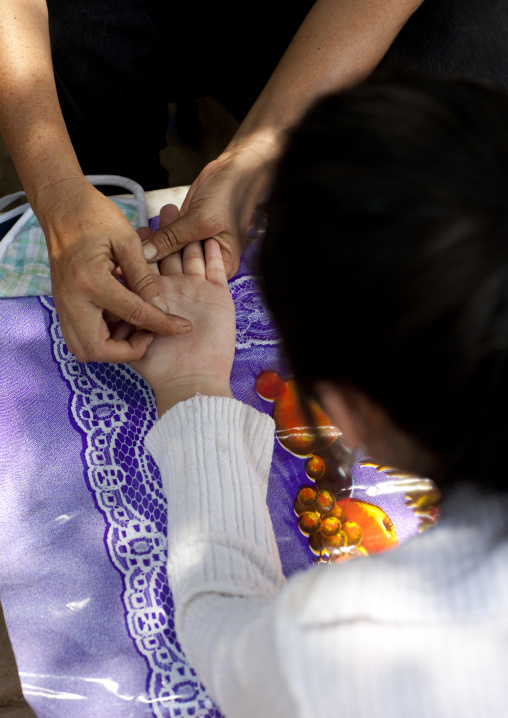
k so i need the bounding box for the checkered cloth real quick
[0,198,140,298]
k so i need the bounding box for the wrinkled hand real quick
[131,233,236,415]
[141,143,273,278]
[41,178,192,364]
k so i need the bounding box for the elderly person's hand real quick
[42,178,192,363]
[141,140,270,279]
[0,1,193,364]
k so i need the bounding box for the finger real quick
[103,309,120,332]
[159,203,179,227]
[116,236,168,307]
[160,251,183,276]
[183,241,206,277]
[94,330,155,363]
[111,320,135,341]
[142,210,214,262]
[204,238,229,288]
[180,179,198,215]
[148,261,160,276]
[220,241,239,280]
[121,330,156,361]
[142,207,179,275]
[136,226,160,275]
[58,308,156,364]
[96,272,192,336]
[136,227,152,241]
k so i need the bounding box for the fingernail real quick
[143,242,158,261]
[177,324,192,334]
[151,296,170,314]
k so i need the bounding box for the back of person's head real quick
[260,74,508,489]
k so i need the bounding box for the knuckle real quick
[58,317,91,363]
[154,227,180,254]
[71,265,100,295]
[185,246,203,260]
[129,273,155,297]
[123,302,149,327]
[130,345,147,362]
[72,346,91,363]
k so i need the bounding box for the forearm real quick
[199,0,424,234]
[229,0,424,159]
[145,396,289,711]
[155,380,233,416]
[0,0,83,219]
[146,396,283,597]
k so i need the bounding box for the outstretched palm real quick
[131,236,236,413]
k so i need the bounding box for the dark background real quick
[0,97,239,200]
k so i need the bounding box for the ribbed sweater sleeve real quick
[144,397,508,718]
[145,395,299,717]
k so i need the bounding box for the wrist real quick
[224,80,296,166]
[5,117,85,223]
[32,173,91,233]
[155,379,233,417]
[225,122,281,162]
[212,134,280,226]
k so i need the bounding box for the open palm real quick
[131,237,236,414]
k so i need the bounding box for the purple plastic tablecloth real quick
[0,240,425,718]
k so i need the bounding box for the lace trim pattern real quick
[40,296,220,718]
[229,274,281,349]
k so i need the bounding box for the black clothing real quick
[47,0,313,188]
[380,0,508,88]
[47,0,508,189]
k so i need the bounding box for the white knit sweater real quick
[145,395,508,718]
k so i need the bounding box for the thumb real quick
[115,236,169,312]
[142,212,210,262]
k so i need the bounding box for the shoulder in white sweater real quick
[146,395,508,718]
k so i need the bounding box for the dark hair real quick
[260,74,508,488]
